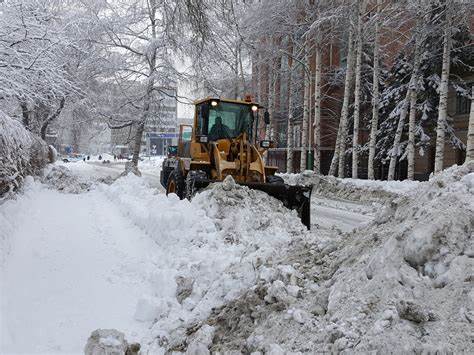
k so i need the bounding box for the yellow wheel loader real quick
[160,97,312,229]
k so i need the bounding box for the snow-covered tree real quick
[90,0,210,171]
[466,85,474,163]
[434,0,453,174]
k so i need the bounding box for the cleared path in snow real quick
[86,161,163,190]
[0,185,159,354]
[311,195,375,232]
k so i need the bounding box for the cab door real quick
[178,124,193,158]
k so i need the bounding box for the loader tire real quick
[267,175,284,184]
[185,170,208,200]
[166,169,185,199]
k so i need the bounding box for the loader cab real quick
[194,99,257,143]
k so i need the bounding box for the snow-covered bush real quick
[0,113,52,198]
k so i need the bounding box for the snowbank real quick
[279,170,419,202]
[41,165,93,193]
[186,163,474,353]
[98,175,307,352]
[0,113,52,198]
[337,176,420,195]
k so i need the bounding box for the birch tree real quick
[367,0,381,180]
[351,0,365,179]
[406,86,419,180]
[434,1,453,174]
[465,85,474,163]
[313,45,322,173]
[329,29,355,177]
[387,43,421,181]
[286,42,295,173]
[299,37,311,172]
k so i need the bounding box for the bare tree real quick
[434,1,453,173]
[466,85,474,163]
[313,45,322,173]
[300,44,310,172]
[329,29,355,177]
[367,0,381,180]
[351,0,365,179]
[93,0,209,172]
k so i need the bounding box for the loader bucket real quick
[241,182,312,230]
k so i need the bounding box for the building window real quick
[456,92,471,115]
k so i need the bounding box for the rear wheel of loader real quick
[166,169,185,199]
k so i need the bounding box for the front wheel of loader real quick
[185,170,209,200]
[166,169,185,199]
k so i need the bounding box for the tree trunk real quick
[332,30,355,178]
[238,42,246,94]
[265,67,275,141]
[434,2,453,174]
[329,128,341,176]
[286,42,295,173]
[131,70,155,168]
[131,1,157,169]
[40,97,66,140]
[387,37,421,181]
[387,92,410,181]
[406,88,418,180]
[465,85,474,163]
[286,111,293,173]
[352,0,364,179]
[300,43,310,172]
[367,0,381,180]
[313,45,322,174]
[20,100,30,130]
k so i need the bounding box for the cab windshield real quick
[207,102,252,141]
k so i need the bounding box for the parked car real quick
[61,154,85,163]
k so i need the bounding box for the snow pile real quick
[98,175,307,352]
[41,165,93,193]
[84,329,140,355]
[337,176,420,195]
[0,113,51,198]
[188,163,473,353]
[279,170,417,202]
[0,177,36,266]
[137,156,164,173]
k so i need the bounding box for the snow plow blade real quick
[241,182,312,230]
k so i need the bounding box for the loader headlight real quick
[260,140,271,148]
[251,105,258,112]
[211,100,218,107]
[198,135,208,143]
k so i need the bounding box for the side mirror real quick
[260,140,271,148]
[264,111,270,124]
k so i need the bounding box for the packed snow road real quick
[85,160,163,190]
[311,195,375,232]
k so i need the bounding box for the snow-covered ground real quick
[1,161,304,354]
[1,162,472,354]
[0,178,157,354]
[56,156,164,189]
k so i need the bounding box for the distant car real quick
[61,154,84,163]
